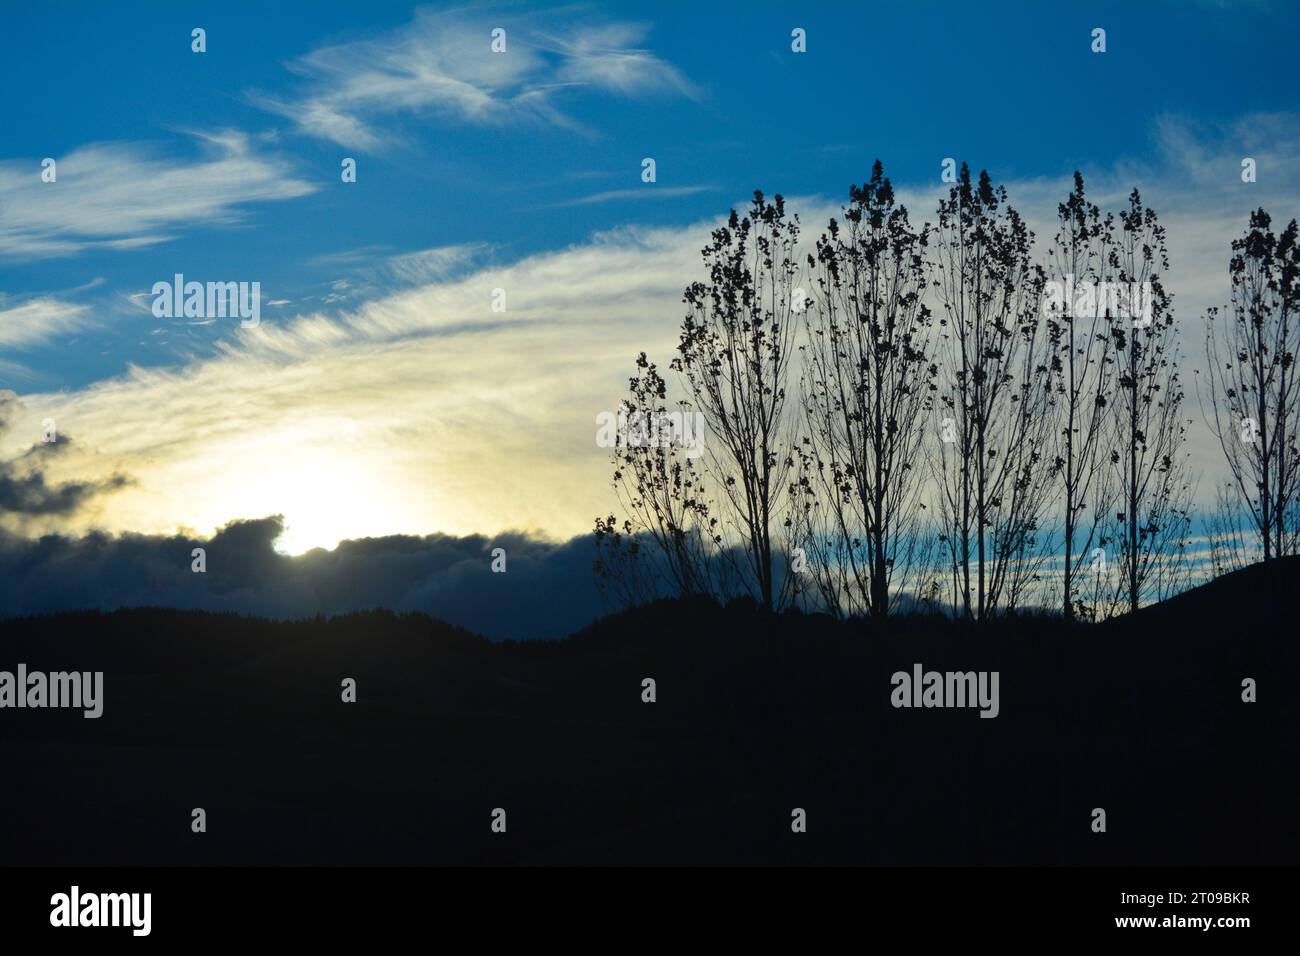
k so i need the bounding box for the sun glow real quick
[199,425,419,555]
[260,455,407,555]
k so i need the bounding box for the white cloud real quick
[544,22,696,97]
[555,185,716,206]
[0,130,317,260]
[0,297,92,349]
[0,359,32,382]
[250,7,695,150]
[384,244,488,285]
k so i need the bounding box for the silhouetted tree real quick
[931,165,1054,618]
[1201,209,1300,562]
[793,161,935,616]
[673,192,801,612]
[1102,190,1193,614]
[594,353,716,607]
[1043,173,1118,619]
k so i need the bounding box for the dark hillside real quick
[1,561,1295,865]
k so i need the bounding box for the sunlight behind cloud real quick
[233,451,410,555]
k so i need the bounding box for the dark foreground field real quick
[1,559,1296,865]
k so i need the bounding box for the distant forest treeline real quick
[595,162,1299,621]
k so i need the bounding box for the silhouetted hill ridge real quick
[0,560,1295,864]
[4,555,1296,647]
[1108,554,1300,630]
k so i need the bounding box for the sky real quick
[1,0,1298,634]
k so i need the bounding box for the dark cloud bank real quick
[0,392,131,519]
[1,392,608,639]
[0,518,606,640]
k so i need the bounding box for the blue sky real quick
[5,0,1297,389]
[2,0,1298,568]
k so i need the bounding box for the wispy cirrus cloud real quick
[249,6,696,151]
[0,214,709,550]
[384,243,490,286]
[0,297,92,350]
[301,244,491,307]
[544,21,696,96]
[553,185,717,207]
[0,130,317,260]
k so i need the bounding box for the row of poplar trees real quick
[594,161,1299,621]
